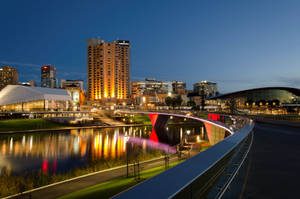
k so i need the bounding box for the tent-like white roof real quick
[0,85,72,106]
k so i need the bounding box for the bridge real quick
[114,111,300,199]
[115,110,234,146]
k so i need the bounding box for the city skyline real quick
[1,0,300,93]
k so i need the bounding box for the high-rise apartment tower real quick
[87,38,130,101]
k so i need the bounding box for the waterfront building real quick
[172,81,187,95]
[193,80,218,98]
[61,80,85,107]
[61,80,84,90]
[207,87,300,114]
[132,78,172,105]
[87,38,130,102]
[0,85,72,112]
[0,65,18,91]
[41,65,58,88]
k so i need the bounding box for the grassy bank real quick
[58,161,183,199]
[0,119,66,132]
[0,151,165,197]
[132,114,151,125]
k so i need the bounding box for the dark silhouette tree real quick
[165,97,173,107]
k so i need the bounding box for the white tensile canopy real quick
[0,85,71,106]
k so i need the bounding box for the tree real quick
[165,96,182,108]
[165,97,173,107]
[226,97,236,114]
[173,96,183,107]
[187,101,196,107]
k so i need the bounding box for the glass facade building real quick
[207,87,300,113]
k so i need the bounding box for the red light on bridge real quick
[149,114,159,142]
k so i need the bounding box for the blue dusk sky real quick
[0,0,300,93]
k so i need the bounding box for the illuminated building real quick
[131,78,172,105]
[193,80,218,97]
[61,80,85,107]
[207,87,300,114]
[0,65,18,91]
[61,80,84,90]
[87,38,130,102]
[0,85,72,111]
[172,81,187,95]
[41,65,58,88]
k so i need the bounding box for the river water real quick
[0,124,205,177]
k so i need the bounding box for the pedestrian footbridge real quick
[114,110,254,199]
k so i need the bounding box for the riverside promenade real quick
[9,156,177,199]
[8,141,202,199]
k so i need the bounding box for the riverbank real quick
[57,141,210,199]
[0,119,67,132]
[2,139,210,199]
[4,156,175,199]
[58,161,183,199]
[0,118,154,134]
[0,119,201,134]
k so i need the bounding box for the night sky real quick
[1,0,300,93]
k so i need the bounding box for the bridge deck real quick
[241,122,300,199]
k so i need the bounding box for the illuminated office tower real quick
[0,65,18,90]
[87,38,130,101]
[41,65,58,88]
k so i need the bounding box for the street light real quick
[124,135,130,178]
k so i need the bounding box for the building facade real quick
[132,78,172,105]
[207,87,300,114]
[61,80,84,90]
[87,38,130,102]
[172,81,187,95]
[193,80,218,98]
[0,65,18,91]
[41,65,58,88]
[61,80,85,107]
[0,85,72,112]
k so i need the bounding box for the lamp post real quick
[125,135,130,178]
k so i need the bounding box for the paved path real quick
[241,122,300,199]
[12,156,179,199]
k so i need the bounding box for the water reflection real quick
[0,125,203,176]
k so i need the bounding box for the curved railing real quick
[113,111,254,199]
[115,110,234,134]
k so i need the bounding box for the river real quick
[0,124,205,177]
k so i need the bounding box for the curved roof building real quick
[0,85,72,111]
[207,87,300,114]
[211,87,300,104]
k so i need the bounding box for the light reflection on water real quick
[0,125,202,176]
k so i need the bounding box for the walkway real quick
[241,122,300,199]
[11,156,177,199]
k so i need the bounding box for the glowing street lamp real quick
[125,135,130,178]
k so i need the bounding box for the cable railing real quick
[113,111,254,199]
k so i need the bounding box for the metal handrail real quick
[216,130,254,199]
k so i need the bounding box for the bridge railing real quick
[113,113,254,199]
